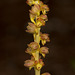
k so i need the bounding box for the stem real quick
[34,28,40,75]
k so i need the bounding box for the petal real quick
[42,53,45,58]
[41,40,46,45]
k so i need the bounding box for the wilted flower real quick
[41,4,49,14]
[41,72,51,75]
[29,4,40,15]
[40,47,49,57]
[26,22,37,34]
[35,59,44,70]
[28,42,39,50]
[24,60,34,68]
[40,33,50,45]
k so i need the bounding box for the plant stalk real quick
[34,28,40,75]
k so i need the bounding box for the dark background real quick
[0,0,75,75]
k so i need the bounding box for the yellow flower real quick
[35,59,44,70]
[36,63,42,70]
[26,0,40,6]
[30,13,36,24]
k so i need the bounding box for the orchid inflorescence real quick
[24,0,51,75]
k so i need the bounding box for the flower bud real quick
[41,72,51,75]
[40,47,49,54]
[28,42,39,50]
[24,60,34,68]
[26,22,37,34]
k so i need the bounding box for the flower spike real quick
[25,0,51,75]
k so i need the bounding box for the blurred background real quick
[0,0,75,75]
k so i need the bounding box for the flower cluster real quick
[25,0,51,75]
[24,56,44,70]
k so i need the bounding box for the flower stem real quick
[34,28,40,75]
